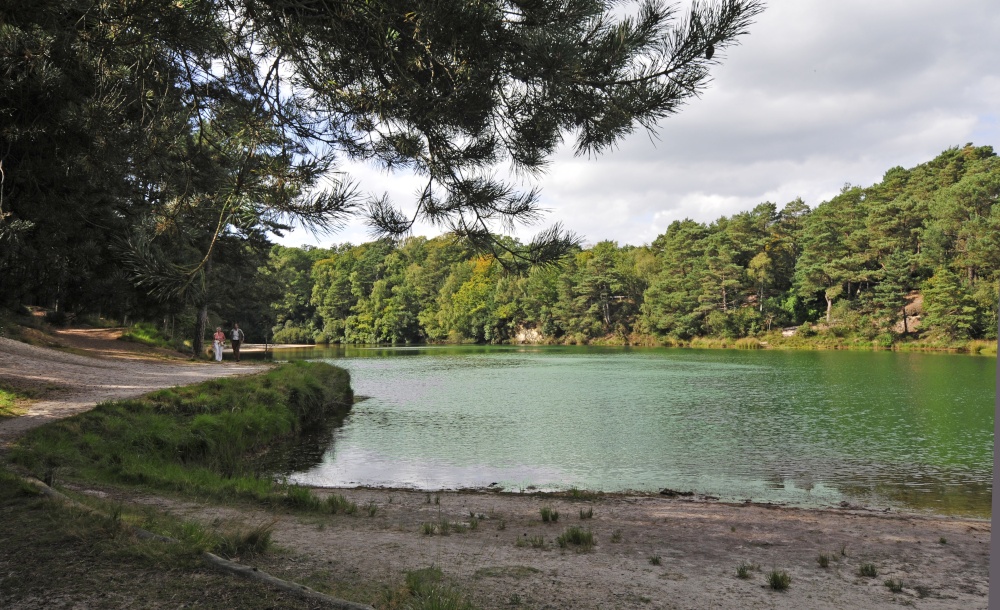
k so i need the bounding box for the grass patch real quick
[579,506,593,519]
[540,506,559,523]
[767,569,791,591]
[119,322,183,351]
[213,519,277,560]
[556,526,594,551]
[736,561,757,579]
[9,362,353,508]
[326,494,358,515]
[0,465,329,609]
[817,553,830,568]
[610,529,622,543]
[648,555,661,566]
[884,578,904,593]
[858,563,878,578]
[938,536,947,544]
[0,384,31,419]
[391,566,475,610]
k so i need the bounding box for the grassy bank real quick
[9,361,353,503]
[0,467,334,609]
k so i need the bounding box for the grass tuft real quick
[213,520,276,560]
[817,553,830,568]
[767,569,791,591]
[884,578,904,593]
[556,526,594,551]
[326,494,358,515]
[858,563,878,578]
[648,555,661,566]
[579,506,593,519]
[735,561,755,579]
[540,506,559,523]
[610,529,622,543]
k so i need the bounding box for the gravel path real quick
[0,331,268,447]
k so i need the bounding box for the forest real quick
[1,2,996,351]
[264,144,1000,348]
[0,0,764,353]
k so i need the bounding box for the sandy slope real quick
[0,329,268,447]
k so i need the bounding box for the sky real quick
[276,0,1000,249]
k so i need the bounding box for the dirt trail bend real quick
[0,331,269,447]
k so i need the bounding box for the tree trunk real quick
[193,302,209,357]
[192,254,213,357]
[825,294,833,324]
[901,306,908,335]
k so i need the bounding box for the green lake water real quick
[276,346,995,517]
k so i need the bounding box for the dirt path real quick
[0,330,990,609]
[0,329,269,447]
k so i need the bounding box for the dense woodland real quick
[2,3,996,351]
[265,145,1000,347]
[0,0,764,353]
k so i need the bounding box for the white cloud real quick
[276,0,1000,250]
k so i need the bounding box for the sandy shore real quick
[0,329,990,609]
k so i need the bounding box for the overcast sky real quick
[277,0,1000,249]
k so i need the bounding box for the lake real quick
[275,345,995,517]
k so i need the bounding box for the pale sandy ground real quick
[1,330,990,609]
[0,329,268,446]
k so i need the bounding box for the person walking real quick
[212,327,226,362]
[230,323,245,362]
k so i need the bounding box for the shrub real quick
[540,506,559,523]
[556,526,594,550]
[767,569,791,590]
[884,578,903,593]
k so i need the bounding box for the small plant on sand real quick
[497,519,506,531]
[610,529,622,543]
[938,536,947,544]
[767,569,791,591]
[540,506,559,523]
[438,519,451,536]
[884,578,904,593]
[425,493,432,504]
[817,553,830,568]
[366,500,378,517]
[326,494,357,515]
[579,507,593,519]
[283,486,322,511]
[648,555,661,566]
[556,526,594,551]
[735,561,755,579]
[399,566,475,610]
[468,516,479,531]
[434,494,440,505]
[858,563,878,578]
[421,522,435,536]
[529,535,545,549]
[214,520,276,559]
[839,542,848,556]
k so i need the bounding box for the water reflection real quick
[275,345,994,517]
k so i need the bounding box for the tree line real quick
[264,145,1000,346]
[0,0,762,352]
